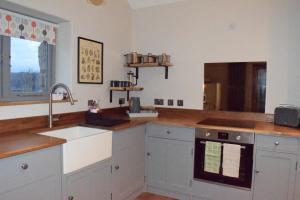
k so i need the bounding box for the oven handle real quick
[199,141,246,149]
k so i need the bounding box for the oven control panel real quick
[196,128,255,144]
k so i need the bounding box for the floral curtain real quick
[0,9,58,45]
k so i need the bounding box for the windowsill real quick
[0,99,78,106]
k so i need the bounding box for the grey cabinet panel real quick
[113,125,145,152]
[295,153,300,200]
[0,146,61,194]
[146,127,194,197]
[92,162,112,200]
[112,125,146,200]
[166,139,193,193]
[0,175,61,200]
[253,150,297,200]
[147,124,194,142]
[147,137,168,188]
[63,159,111,200]
[256,135,299,154]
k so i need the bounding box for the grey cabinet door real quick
[295,155,300,200]
[0,175,61,200]
[253,150,297,200]
[92,162,111,200]
[146,136,193,194]
[112,125,145,200]
[146,137,168,188]
[166,139,193,193]
[64,160,111,200]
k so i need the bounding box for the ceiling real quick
[128,0,187,9]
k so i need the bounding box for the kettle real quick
[129,97,140,113]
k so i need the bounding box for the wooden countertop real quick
[98,116,300,138]
[153,117,300,137]
[0,125,78,159]
[2,113,300,160]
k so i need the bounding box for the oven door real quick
[194,138,253,189]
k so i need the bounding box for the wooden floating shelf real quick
[124,63,173,79]
[109,87,144,103]
[109,87,144,91]
[124,63,173,68]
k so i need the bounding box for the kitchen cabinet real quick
[146,124,194,199]
[253,135,299,200]
[63,159,111,200]
[295,152,300,200]
[253,150,297,200]
[0,176,61,200]
[112,125,146,200]
[0,146,62,200]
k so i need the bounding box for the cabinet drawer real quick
[147,124,195,142]
[256,134,299,153]
[0,146,61,194]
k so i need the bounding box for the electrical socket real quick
[168,99,174,106]
[119,98,125,105]
[177,100,184,107]
[154,99,164,105]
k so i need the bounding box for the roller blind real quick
[0,9,58,45]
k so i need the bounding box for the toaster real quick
[274,106,300,128]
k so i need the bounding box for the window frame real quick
[0,36,55,102]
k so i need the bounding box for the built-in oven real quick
[194,128,254,189]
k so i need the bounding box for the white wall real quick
[0,0,132,120]
[132,0,300,114]
[1,0,299,120]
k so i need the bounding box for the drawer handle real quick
[255,170,260,174]
[115,165,120,170]
[167,130,171,134]
[274,141,280,146]
[68,196,74,200]
[21,163,29,170]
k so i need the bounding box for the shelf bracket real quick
[127,90,130,101]
[110,90,113,103]
[165,66,169,79]
[135,68,139,79]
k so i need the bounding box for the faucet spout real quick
[49,83,75,128]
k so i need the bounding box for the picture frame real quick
[78,37,103,84]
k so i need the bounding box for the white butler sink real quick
[39,126,112,174]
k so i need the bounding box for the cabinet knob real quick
[68,196,74,200]
[255,170,260,174]
[274,141,280,146]
[167,130,171,134]
[115,165,120,170]
[147,152,151,156]
[21,163,29,170]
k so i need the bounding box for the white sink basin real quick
[39,126,112,174]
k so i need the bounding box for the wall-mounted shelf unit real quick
[109,86,144,103]
[124,63,173,79]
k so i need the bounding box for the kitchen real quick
[0,0,300,200]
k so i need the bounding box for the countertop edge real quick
[2,117,300,160]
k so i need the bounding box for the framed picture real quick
[78,37,103,84]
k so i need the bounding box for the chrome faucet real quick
[49,83,75,128]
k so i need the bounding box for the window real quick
[0,9,58,102]
[0,36,55,101]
